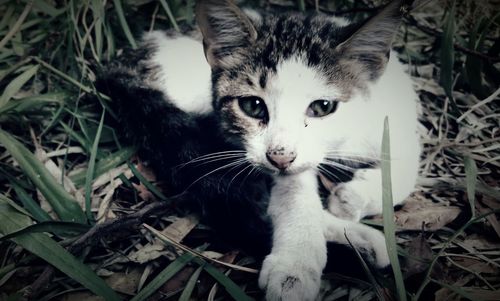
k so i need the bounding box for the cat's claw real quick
[258,253,322,301]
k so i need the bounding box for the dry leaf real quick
[128,244,170,264]
[403,233,433,278]
[105,268,143,295]
[394,195,460,230]
[162,215,199,243]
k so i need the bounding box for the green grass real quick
[0,0,499,300]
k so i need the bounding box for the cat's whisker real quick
[240,165,257,185]
[326,150,380,161]
[226,163,253,191]
[175,151,246,169]
[324,155,379,166]
[181,150,246,164]
[185,158,248,190]
[218,159,250,186]
[190,154,247,168]
[319,162,353,180]
[320,161,357,172]
[317,165,342,184]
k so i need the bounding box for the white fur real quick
[253,55,419,300]
[244,56,344,175]
[330,16,350,27]
[145,31,213,114]
[145,26,420,301]
[242,8,263,25]
[326,53,421,219]
[259,170,326,301]
[241,54,420,219]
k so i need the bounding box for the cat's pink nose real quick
[266,149,296,170]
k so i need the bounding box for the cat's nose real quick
[266,149,296,170]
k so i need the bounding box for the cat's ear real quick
[337,0,412,80]
[196,0,258,68]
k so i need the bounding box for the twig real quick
[143,223,259,274]
[69,201,172,254]
[25,201,173,297]
[457,86,500,122]
[23,266,55,300]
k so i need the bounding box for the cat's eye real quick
[307,99,338,117]
[238,96,268,119]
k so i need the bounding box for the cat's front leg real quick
[259,170,327,301]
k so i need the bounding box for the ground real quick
[0,0,499,300]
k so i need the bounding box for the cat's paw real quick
[343,223,390,268]
[322,210,390,269]
[258,253,322,301]
[327,182,366,221]
[328,169,385,221]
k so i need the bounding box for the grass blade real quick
[0,64,39,109]
[200,259,254,301]
[0,92,65,115]
[10,179,52,222]
[84,109,105,222]
[131,252,195,301]
[381,117,407,301]
[0,128,86,223]
[69,146,136,186]
[297,0,306,11]
[439,0,460,114]
[0,221,90,241]
[344,231,385,301]
[429,279,484,301]
[178,266,203,301]
[0,0,33,50]
[128,162,168,201]
[0,199,121,301]
[464,156,477,219]
[159,0,180,32]
[112,0,137,49]
[413,209,500,300]
[131,243,210,301]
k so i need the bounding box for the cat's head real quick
[196,0,408,175]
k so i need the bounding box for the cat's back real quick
[143,30,213,115]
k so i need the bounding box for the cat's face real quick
[215,56,347,175]
[196,0,403,175]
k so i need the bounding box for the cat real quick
[98,0,421,300]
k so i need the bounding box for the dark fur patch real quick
[97,46,273,256]
[259,72,267,89]
[281,276,299,291]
